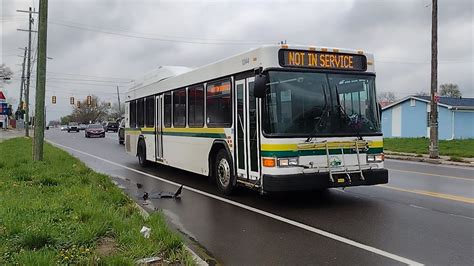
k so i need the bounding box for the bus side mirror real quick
[254,74,268,98]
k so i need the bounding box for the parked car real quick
[118,119,125,145]
[60,125,68,131]
[79,124,87,130]
[68,122,79,132]
[85,124,105,138]
[104,121,119,132]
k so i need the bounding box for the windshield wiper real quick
[305,84,330,142]
[334,85,363,140]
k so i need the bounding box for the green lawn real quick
[384,138,474,158]
[0,138,194,265]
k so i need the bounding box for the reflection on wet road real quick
[46,129,474,265]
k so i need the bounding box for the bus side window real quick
[137,98,145,128]
[145,96,155,127]
[206,79,231,128]
[188,86,204,127]
[173,88,186,127]
[164,92,172,127]
[130,100,137,128]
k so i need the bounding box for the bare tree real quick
[107,102,125,121]
[0,64,14,83]
[70,95,111,124]
[439,83,462,97]
[377,92,396,103]
[415,91,429,96]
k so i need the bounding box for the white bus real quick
[125,45,388,194]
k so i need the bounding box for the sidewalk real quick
[385,150,474,167]
[0,128,26,142]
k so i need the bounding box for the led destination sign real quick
[279,49,367,71]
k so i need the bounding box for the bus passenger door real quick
[246,77,260,181]
[235,78,260,183]
[156,95,163,160]
[235,80,247,180]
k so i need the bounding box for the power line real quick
[49,18,278,43]
[48,20,278,45]
[44,71,133,81]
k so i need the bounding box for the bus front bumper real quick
[262,168,388,192]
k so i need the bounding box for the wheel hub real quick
[218,158,230,187]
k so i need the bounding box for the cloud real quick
[1,0,472,121]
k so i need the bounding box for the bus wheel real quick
[215,149,235,195]
[137,140,149,167]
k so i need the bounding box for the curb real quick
[385,154,474,168]
[133,202,209,266]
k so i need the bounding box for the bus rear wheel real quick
[214,149,235,195]
[137,140,149,167]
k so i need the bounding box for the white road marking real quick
[409,204,429,210]
[449,213,474,221]
[48,140,423,266]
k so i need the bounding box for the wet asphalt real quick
[45,129,474,265]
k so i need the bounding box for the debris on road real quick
[140,226,151,239]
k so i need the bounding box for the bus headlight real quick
[367,153,384,163]
[278,157,299,167]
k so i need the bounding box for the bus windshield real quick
[263,71,380,137]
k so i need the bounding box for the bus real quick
[124,45,388,195]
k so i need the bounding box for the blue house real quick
[382,96,474,139]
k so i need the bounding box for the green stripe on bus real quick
[260,147,383,157]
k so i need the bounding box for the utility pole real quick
[116,85,122,117]
[33,0,49,161]
[429,0,439,158]
[18,47,27,117]
[17,7,38,137]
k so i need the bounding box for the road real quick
[46,129,474,265]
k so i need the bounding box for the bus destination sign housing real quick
[279,49,367,71]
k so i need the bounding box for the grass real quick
[0,138,194,265]
[384,138,474,158]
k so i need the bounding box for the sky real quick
[1,0,473,122]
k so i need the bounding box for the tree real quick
[377,92,396,103]
[107,102,125,121]
[48,120,61,127]
[60,115,72,125]
[439,83,462,97]
[0,64,13,83]
[70,95,111,123]
[415,91,429,96]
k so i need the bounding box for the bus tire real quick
[214,149,235,195]
[137,140,149,167]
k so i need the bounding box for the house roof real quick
[415,96,474,108]
[382,95,474,111]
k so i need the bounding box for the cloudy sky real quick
[1,0,473,121]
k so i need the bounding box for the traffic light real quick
[52,96,57,104]
[70,97,75,105]
[77,101,81,108]
[86,95,92,106]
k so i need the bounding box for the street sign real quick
[0,103,10,115]
[434,94,440,103]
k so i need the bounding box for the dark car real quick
[118,119,125,144]
[104,121,119,132]
[85,124,105,138]
[68,122,79,132]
